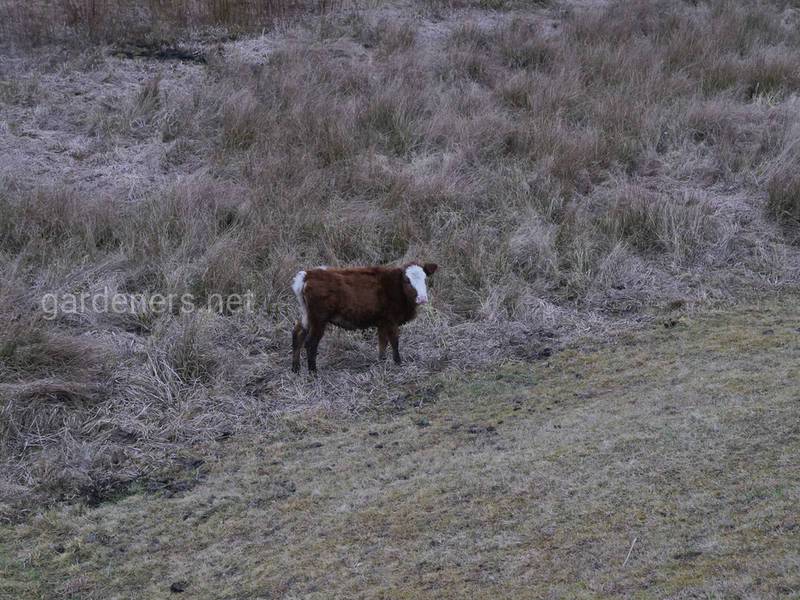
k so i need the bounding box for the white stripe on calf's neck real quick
[405,265,428,304]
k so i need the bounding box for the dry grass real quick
[766,122,800,231]
[767,164,800,227]
[2,0,800,514]
[0,0,342,46]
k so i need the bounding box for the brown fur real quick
[292,263,438,373]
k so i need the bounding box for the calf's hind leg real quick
[292,322,308,373]
[305,322,327,373]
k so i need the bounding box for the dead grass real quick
[765,122,800,231]
[597,184,719,264]
[2,0,800,513]
[0,0,342,46]
[767,164,800,227]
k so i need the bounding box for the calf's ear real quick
[423,263,438,276]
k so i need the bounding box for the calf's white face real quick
[405,265,429,304]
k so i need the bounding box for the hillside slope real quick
[2,296,799,598]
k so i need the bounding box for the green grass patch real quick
[2,296,800,598]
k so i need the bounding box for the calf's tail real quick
[291,270,308,329]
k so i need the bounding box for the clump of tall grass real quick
[596,185,719,264]
[767,163,800,228]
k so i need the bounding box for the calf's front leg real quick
[378,327,389,361]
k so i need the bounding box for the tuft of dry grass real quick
[597,184,719,264]
[765,124,800,230]
[767,165,800,228]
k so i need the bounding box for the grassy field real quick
[2,295,799,598]
[2,1,800,593]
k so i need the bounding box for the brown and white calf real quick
[291,262,438,373]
